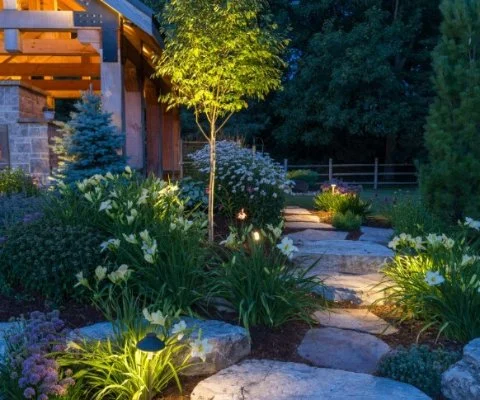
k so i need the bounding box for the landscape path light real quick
[136,333,166,400]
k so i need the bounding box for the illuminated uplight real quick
[253,231,260,241]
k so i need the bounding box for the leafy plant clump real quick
[378,345,460,397]
[314,181,370,218]
[215,224,324,329]
[287,169,320,189]
[332,211,362,231]
[0,220,107,302]
[0,168,38,196]
[384,219,480,342]
[189,141,293,227]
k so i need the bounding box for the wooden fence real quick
[285,158,417,189]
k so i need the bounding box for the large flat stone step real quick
[314,272,390,305]
[293,240,393,274]
[191,360,431,400]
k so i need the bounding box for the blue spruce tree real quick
[56,91,126,184]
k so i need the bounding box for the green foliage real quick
[332,211,362,231]
[0,220,106,302]
[178,177,208,209]
[214,226,323,329]
[388,195,449,236]
[421,0,480,221]
[54,91,126,184]
[273,0,439,162]
[61,278,194,400]
[384,223,480,342]
[0,168,38,196]
[0,194,44,235]
[287,169,320,188]
[314,192,371,218]
[378,345,460,397]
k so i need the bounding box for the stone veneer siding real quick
[0,81,51,184]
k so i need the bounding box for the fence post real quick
[328,158,333,181]
[284,158,288,173]
[374,157,379,190]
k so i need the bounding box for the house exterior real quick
[0,0,180,183]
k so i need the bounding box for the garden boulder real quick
[442,338,480,400]
[74,318,251,377]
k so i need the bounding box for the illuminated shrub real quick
[0,168,38,196]
[189,141,293,226]
[383,219,480,342]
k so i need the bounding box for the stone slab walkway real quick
[191,360,431,400]
[297,327,391,374]
[313,308,398,335]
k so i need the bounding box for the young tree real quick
[54,91,126,184]
[155,0,287,241]
[421,0,480,221]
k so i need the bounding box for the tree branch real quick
[215,112,234,135]
[195,111,210,142]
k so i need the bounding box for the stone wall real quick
[0,81,51,184]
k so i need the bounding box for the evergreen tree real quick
[55,91,126,184]
[421,0,480,221]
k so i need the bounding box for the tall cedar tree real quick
[55,91,126,184]
[154,0,286,241]
[421,0,480,221]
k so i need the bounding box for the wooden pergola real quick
[0,0,180,177]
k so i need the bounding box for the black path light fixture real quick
[136,333,166,400]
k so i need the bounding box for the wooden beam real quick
[0,39,98,55]
[21,79,100,90]
[77,29,101,51]
[0,63,100,76]
[57,0,85,11]
[47,89,100,98]
[0,10,75,29]
[4,29,21,52]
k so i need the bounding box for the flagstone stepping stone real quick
[297,327,391,374]
[314,272,391,305]
[294,240,393,274]
[313,308,398,335]
[190,359,431,400]
[285,221,334,230]
[283,207,313,215]
[360,226,394,245]
[287,228,348,244]
[284,213,321,223]
[74,318,250,376]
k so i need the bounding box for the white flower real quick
[108,264,131,283]
[100,238,121,253]
[171,321,187,340]
[105,172,114,180]
[123,233,138,244]
[144,254,154,264]
[143,308,166,326]
[139,230,151,242]
[94,266,107,282]
[461,254,480,266]
[125,166,133,175]
[190,338,213,362]
[126,215,135,225]
[99,200,113,212]
[465,217,480,231]
[84,192,94,203]
[220,233,237,248]
[276,237,298,259]
[388,237,400,250]
[74,271,89,288]
[424,271,445,286]
[426,234,442,247]
[441,235,455,250]
[272,192,278,198]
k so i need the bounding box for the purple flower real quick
[23,387,35,399]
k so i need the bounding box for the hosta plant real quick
[383,218,480,342]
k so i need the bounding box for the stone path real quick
[191,360,431,400]
[312,308,398,335]
[297,327,391,374]
[285,207,394,305]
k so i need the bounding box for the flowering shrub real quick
[215,223,324,329]
[64,267,210,400]
[383,218,480,341]
[189,141,293,226]
[320,179,362,195]
[0,311,74,399]
[0,168,38,196]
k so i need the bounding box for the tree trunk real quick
[208,123,216,242]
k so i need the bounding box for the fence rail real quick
[285,158,417,190]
